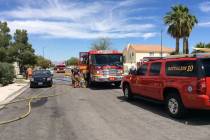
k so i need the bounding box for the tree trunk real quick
[176,38,179,54]
[183,37,187,54]
[186,37,189,54]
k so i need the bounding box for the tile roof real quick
[129,44,174,53]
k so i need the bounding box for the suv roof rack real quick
[165,53,210,59]
[140,53,210,63]
[165,54,195,59]
[141,57,163,62]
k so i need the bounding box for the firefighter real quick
[129,65,136,75]
[26,67,33,79]
[71,68,75,86]
[72,67,81,88]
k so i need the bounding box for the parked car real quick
[122,54,210,118]
[30,70,53,88]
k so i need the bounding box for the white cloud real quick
[199,1,210,12]
[0,1,101,21]
[7,20,157,39]
[198,22,210,27]
[1,0,158,39]
[142,32,158,39]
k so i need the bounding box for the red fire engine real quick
[79,50,123,87]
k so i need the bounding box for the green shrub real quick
[0,62,15,86]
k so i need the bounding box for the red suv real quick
[122,54,210,118]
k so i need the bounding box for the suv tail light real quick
[197,78,207,95]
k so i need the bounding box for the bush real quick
[0,62,15,86]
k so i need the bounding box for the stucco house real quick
[123,44,174,73]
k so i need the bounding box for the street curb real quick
[0,84,29,110]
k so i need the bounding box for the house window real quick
[149,52,154,56]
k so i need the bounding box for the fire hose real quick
[0,93,63,125]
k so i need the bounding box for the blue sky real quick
[0,0,210,62]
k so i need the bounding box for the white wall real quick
[123,45,171,73]
[123,52,170,73]
[135,52,169,62]
[123,47,136,63]
[123,63,136,74]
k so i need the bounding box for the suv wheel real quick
[165,93,186,118]
[123,84,133,100]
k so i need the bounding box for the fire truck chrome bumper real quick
[92,76,122,82]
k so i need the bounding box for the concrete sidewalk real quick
[0,82,28,109]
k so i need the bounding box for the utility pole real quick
[43,46,45,58]
[160,29,163,58]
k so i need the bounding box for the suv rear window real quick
[166,61,197,77]
[200,58,210,76]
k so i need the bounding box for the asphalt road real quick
[1,73,210,140]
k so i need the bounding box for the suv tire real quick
[165,93,187,118]
[123,84,133,100]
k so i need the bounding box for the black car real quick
[30,70,53,88]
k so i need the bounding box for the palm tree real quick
[164,5,187,54]
[182,13,198,54]
[164,5,197,54]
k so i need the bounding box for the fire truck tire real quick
[87,77,94,87]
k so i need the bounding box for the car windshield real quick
[92,54,123,66]
[200,58,210,76]
[33,70,51,76]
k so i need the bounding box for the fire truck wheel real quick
[87,77,94,87]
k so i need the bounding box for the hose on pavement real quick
[0,93,63,125]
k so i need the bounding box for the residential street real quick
[0,73,210,140]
